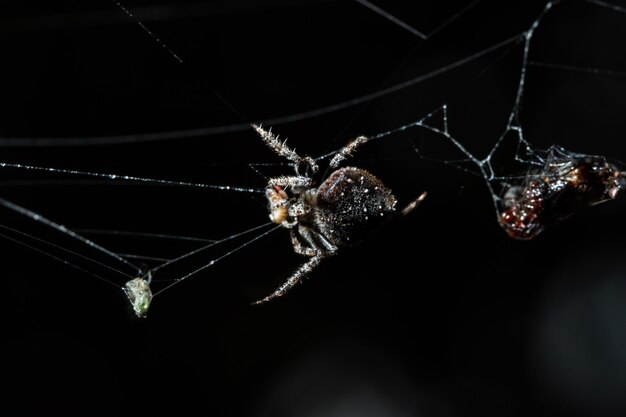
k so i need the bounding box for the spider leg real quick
[294,225,338,256]
[252,252,325,305]
[254,226,337,305]
[303,226,338,253]
[329,136,368,169]
[268,176,313,190]
[252,124,319,173]
[400,191,428,216]
[290,229,316,256]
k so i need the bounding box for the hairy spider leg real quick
[255,225,338,304]
[298,225,338,253]
[252,124,319,174]
[290,229,317,256]
[251,252,327,305]
[268,176,313,191]
[330,136,369,169]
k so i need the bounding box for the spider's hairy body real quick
[314,167,397,245]
[252,124,426,304]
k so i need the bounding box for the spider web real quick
[0,0,625,316]
[0,0,626,416]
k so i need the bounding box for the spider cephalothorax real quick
[499,150,626,240]
[252,124,426,304]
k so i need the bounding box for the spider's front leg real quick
[252,124,319,174]
[268,176,313,191]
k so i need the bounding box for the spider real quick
[498,147,626,240]
[252,124,427,304]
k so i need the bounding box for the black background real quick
[2,1,626,416]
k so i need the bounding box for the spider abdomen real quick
[314,166,397,246]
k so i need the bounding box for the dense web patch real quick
[359,0,626,240]
[0,0,625,315]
